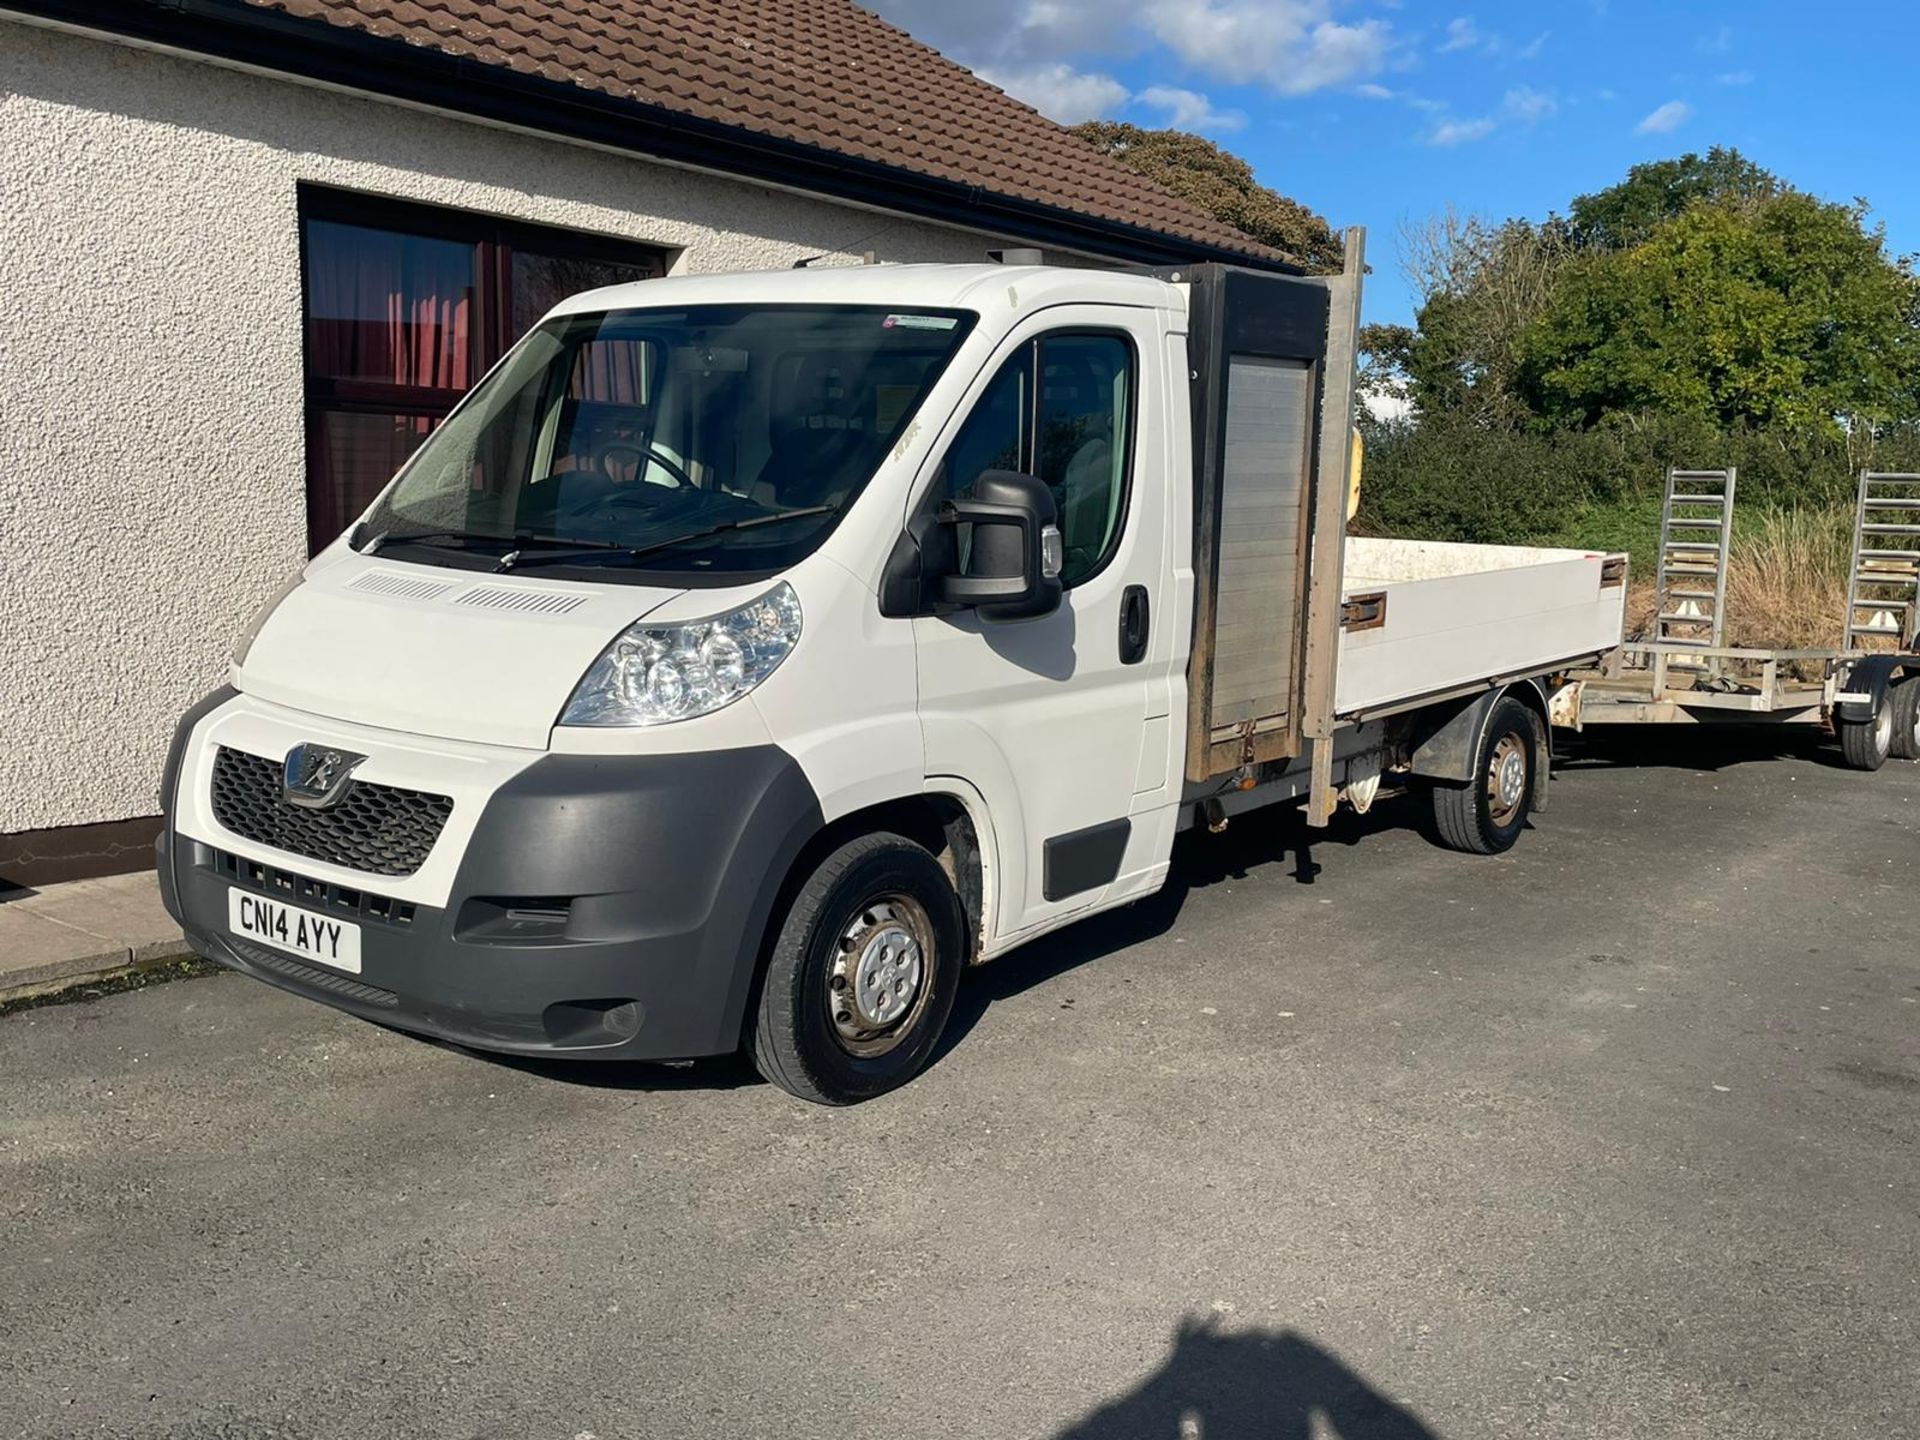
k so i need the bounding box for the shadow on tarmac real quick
[1052,1317,1441,1440]
[1558,724,1841,773]
[932,791,1434,1060]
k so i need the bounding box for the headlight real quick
[232,570,305,666]
[560,582,802,727]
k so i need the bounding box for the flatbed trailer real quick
[1572,468,1920,769]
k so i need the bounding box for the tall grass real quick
[1721,506,1851,651]
[1584,506,1849,652]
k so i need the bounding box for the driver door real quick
[912,306,1181,942]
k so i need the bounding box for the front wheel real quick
[1431,696,1541,855]
[751,833,965,1105]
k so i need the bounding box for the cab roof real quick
[547,263,1188,323]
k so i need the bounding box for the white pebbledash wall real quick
[0,20,1025,838]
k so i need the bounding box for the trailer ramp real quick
[1653,467,1735,668]
[1844,471,1920,651]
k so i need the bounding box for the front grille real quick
[210,747,453,877]
[200,846,418,928]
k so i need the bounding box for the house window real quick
[299,186,669,551]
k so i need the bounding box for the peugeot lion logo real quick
[282,743,367,809]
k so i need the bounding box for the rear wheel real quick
[1432,696,1540,855]
[751,833,965,1105]
[1889,678,1920,761]
[1838,694,1895,772]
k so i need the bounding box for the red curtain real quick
[307,222,473,389]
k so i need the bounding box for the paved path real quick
[0,872,188,1000]
[3,734,1916,1439]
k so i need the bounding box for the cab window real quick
[937,331,1133,587]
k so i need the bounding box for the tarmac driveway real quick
[2,731,1916,1439]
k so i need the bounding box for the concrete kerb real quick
[0,871,198,1006]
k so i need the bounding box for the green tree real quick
[1392,212,1576,423]
[1520,192,1920,431]
[1069,121,1344,272]
[1567,146,1778,250]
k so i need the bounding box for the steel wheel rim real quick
[1486,731,1529,828]
[827,893,936,1058]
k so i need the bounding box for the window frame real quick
[296,183,673,552]
[933,325,1140,592]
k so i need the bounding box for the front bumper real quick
[159,703,824,1061]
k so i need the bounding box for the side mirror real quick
[935,470,1064,620]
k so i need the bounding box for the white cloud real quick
[1716,70,1755,86]
[1503,85,1556,124]
[978,62,1130,123]
[865,0,1397,99]
[1635,99,1693,135]
[1147,2,1393,93]
[1364,392,1415,425]
[1438,16,1480,53]
[1515,31,1549,60]
[1355,82,1397,99]
[1136,85,1247,132]
[1426,116,1496,146]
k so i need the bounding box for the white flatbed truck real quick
[159,231,1632,1103]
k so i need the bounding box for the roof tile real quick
[240,0,1280,260]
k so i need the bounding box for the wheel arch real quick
[1836,654,1920,724]
[1404,679,1553,812]
[735,789,989,1050]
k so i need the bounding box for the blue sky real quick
[865,1,1920,326]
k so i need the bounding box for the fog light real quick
[542,998,643,1046]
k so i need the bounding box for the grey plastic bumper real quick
[160,744,823,1061]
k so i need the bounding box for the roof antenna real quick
[791,221,895,269]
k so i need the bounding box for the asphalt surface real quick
[3,732,1917,1440]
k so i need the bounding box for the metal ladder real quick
[1653,468,1736,666]
[1844,471,1920,650]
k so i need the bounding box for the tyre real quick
[751,832,965,1105]
[1838,694,1895,772]
[1890,678,1920,761]
[1431,696,1540,855]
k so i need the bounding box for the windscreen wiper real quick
[362,527,496,555]
[497,506,840,572]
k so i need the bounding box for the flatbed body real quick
[1335,538,1625,720]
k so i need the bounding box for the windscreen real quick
[360,303,974,577]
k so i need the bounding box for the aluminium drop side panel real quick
[1333,540,1629,716]
[1176,262,1335,781]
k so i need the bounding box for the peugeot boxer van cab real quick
[159,249,1631,1103]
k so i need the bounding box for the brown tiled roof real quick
[240,0,1282,262]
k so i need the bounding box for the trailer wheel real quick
[1838,694,1895,772]
[1431,696,1539,855]
[751,832,965,1105]
[1890,679,1920,761]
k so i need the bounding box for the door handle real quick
[1119,585,1150,665]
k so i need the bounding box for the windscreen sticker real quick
[883,313,958,331]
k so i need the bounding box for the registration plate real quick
[228,889,363,974]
